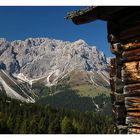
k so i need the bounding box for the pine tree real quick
[61,116,75,134]
[38,117,47,134]
[48,118,61,134]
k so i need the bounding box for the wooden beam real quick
[110,43,123,55]
[122,48,140,62]
[127,112,140,117]
[115,77,124,93]
[110,78,115,92]
[114,93,125,105]
[126,116,140,124]
[119,24,140,40]
[110,58,116,77]
[124,83,140,94]
[117,125,128,134]
[122,61,140,84]
[123,42,140,51]
[125,97,140,111]
[128,127,140,134]
[113,105,126,119]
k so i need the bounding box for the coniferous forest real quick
[0,96,116,134]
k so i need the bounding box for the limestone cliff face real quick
[0,38,109,87]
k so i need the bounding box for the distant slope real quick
[0,70,35,103]
[36,85,111,114]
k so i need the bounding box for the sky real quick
[0,6,113,57]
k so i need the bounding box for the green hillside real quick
[0,96,116,134]
[35,84,112,115]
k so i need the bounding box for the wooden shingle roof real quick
[65,6,140,25]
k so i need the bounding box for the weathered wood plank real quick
[120,24,140,40]
[114,77,124,93]
[123,42,140,51]
[117,125,128,134]
[116,55,123,78]
[124,91,140,97]
[108,34,119,43]
[110,43,123,55]
[116,9,140,30]
[127,36,140,43]
[112,104,116,116]
[116,117,126,125]
[128,124,140,128]
[123,61,140,72]
[116,55,123,65]
[110,77,123,93]
[124,83,140,94]
[116,66,122,80]
[122,61,140,83]
[127,112,140,117]
[110,58,116,77]
[107,20,120,43]
[114,93,124,104]
[128,127,140,134]
[110,93,115,104]
[110,78,115,92]
[126,116,140,124]
[125,97,140,111]
[122,48,140,61]
[113,105,126,119]
[112,105,126,125]
[122,68,140,84]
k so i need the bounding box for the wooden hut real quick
[66,6,140,134]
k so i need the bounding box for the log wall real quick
[108,20,140,134]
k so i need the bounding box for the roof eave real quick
[66,6,127,25]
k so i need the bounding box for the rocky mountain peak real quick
[0,37,109,87]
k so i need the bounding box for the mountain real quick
[0,37,111,112]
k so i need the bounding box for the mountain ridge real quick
[0,37,110,104]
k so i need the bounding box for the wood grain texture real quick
[128,124,140,128]
[110,93,115,104]
[114,93,124,104]
[127,112,140,117]
[110,58,116,77]
[126,116,140,124]
[122,48,140,61]
[110,43,123,55]
[124,83,140,94]
[123,42,140,51]
[110,78,115,92]
[128,128,140,134]
[117,126,128,134]
[122,61,140,83]
[125,97,140,111]
[113,105,126,119]
[114,77,124,93]
[120,24,140,40]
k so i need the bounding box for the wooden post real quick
[108,20,127,134]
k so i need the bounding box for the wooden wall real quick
[108,20,140,134]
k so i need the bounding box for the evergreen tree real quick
[7,116,15,133]
[20,119,30,134]
[29,117,39,134]
[38,117,48,134]
[61,116,75,134]
[0,96,116,134]
[48,118,61,134]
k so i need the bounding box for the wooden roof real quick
[65,6,140,25]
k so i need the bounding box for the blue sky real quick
[0,6,113,57]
